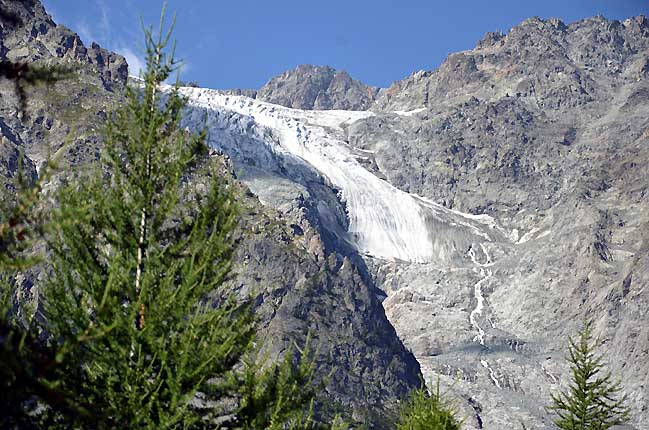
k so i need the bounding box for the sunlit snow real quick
[179,89,499,263]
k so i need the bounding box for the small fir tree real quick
[548,321,630,430]
[397,379,462,430]
[234,343,319,430]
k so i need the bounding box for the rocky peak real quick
[0,0,127,91]
[374,14,649,112]
[476,31,505,49]
[255,64,379,110]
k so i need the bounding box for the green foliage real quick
[36,10,254,429]
[233,341,319,430]
[330,414,348,430]
[548,321,630,430]
[397,380,462,430]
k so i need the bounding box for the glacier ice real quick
[179,88,498,264]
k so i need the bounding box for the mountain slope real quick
[0,1,422,426]
[191,15,649,430]
[3,2,648,428]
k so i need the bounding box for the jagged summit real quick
[0,0,127,91]
[374,14,649,111]
[222,64,378,111]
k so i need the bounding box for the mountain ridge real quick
[217,14,648,117]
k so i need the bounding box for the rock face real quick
[256,64,379,110]
[342,14,649,429]
[192,14,649,430]
[0,0,127,89]
[0,1,422,427]
[0,0,128,178]
[190,156,423,425]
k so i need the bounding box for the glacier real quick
[179,88,500,264]
[173,86,562,430]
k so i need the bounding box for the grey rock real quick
[346,14,649,430]
[86,41,128,91]
[256,64,379,110]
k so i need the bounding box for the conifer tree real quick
[548,322,630,430]
[233,343,319,430]
[38,10,255,429]
[397,380,462,430]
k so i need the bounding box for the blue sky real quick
[42,0,648,90]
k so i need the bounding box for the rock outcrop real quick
[256,64,379,110]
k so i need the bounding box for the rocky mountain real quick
[2,1,648,429]
[345,15,649,429]
[223,64,379,111]
[0,0,421,426]
[178,14,649,430]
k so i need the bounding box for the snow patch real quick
[393,107,426,116]
[481,359,502,389]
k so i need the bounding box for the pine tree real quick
[38,10,255,429]
[397,380,462,430]
[548,321,630,430]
